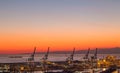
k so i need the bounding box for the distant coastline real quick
[0,47,120,55]
[35,47,120,54]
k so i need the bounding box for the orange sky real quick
[0,31,120,54]
[0,0,120,54]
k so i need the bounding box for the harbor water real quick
[0,54,120,73]
[0,54,120,63]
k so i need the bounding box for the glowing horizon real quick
[0,0,120,54]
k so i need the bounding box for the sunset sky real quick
[0,0,120,54]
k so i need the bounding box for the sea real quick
[0,54,120,63]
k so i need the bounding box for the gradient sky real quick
[0,0,120,54]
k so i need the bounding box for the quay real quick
[0,47,120,73]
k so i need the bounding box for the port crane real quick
[83,48,90,60]
[28,47,36,61]
[41,47,51,72]
[91,48,98,60]
[91,48,98,68]
[94,48,98,59]
[66,48,75,64]
[42,47,50,61]
[27,47,36,73]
